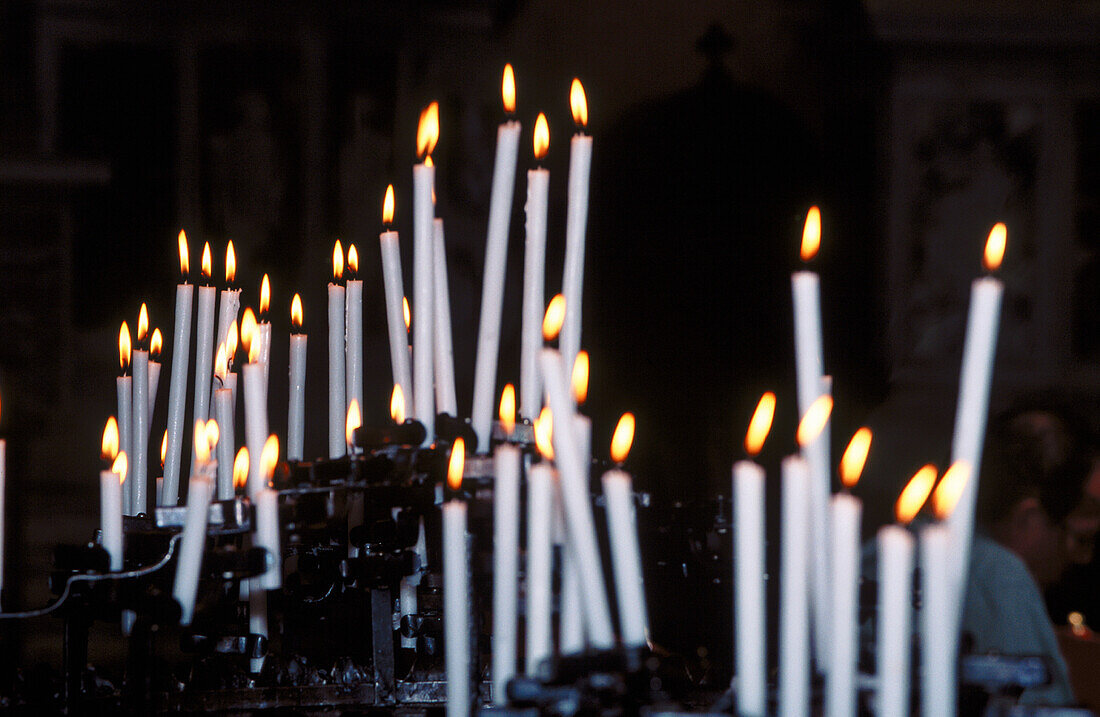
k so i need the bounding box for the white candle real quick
[214,387,235,501]
[413,161,435,444]
[827,492,862,717]
[560,80,592,371]
[258,321,272,400]
[249,585,268,674]
[132,346,149,516]
[345,252,364,417]
[288,295,307,461]
[243,362,267,498]
[328,247,347,459]
[603,467,648,649]
[920,524,954,717]
[190,261,217,473]
[100,467,124,571]
[443,438,469,717]
[559,411,591,654]
[877,525,914,717]
[779,456,811,717]
[433,219,458,417]
[520,116,551,420]
[116,374,132,513]
[173,473,213,625]
[733,459,766,716]
[164,233,194,507]
[526,459,555,675]
[539,347,615,648]
[256,488,281,590]
[148,329,162,429]
[380,194,414,416]
[492,437,521,702]
[471,70,521,452]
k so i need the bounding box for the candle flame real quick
[261,434,279,486]
[384,385,403,425]
[137,303,149,342]
[839,427,872,489]
[502,64,516,114]
[383,184,395,224]
[346,399,361,446]
[499,383,516,437]
[233,448,249,490]
[205,419,220,455]
[260,274,271,316]
[201,242,212,280]
[896,464,937,525]
[983,222,1007,271]
[801,206,821,262]
[160,430,167,468]
[542,294,566,341]
[102,416,119,461]
[119,321,132,372]
[291,293,303,329]
[195,419,211,463]
[533,113,549,160]
[417,102,439,159]
[932,460,971,520]
[178,230,190,277]
[744,391,776,457]
[113,452,128,485]
[447,437,466,491]
[227,320,238,362]
[240,308,257,357]
[226,240,236,283]
[214,343,227,381]
[796,394,833,447]
[534,406,554,460]
[348,245,359,275]
[333,240,344,281]
[570,79,588,128]
[151,328,163,357]
[248,331,260,364]
[403,297,411,332]
[610,412,635,464]
[571,351,589,405]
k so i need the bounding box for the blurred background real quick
[0,0,1099,669]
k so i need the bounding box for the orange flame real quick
[744,392,776,457]
[542,294,566,341]
[383,184,395,225]
[932,460,971,520]
[113,452,128,485]
[499,384,516,437]
[201,242,212,280]
[417,102,440,159]
[119,321,132,372]
[570,79,588,128]
[610,412,635,464]
[240,308,257,357]
[502,64,516,114]
[391,384,406,424]
[260,274,270,315]
[178,230,190,277]
[227,319,238,362]
[291,293,303,329]
[796,394,832,447]
[233,448,249,490]
[160,430,167,468]
[839,427,872,489]
[204,419,220,455]
[226,240,236,283]
[533,113,549,160]
[333,240,344,281]
[571,351,589,405]
[248,330,260,364]
[151,328,163,357]
[348,245,359,275]
[801,206,821,262]
[983,222,1007,271]
[403,297,411,332]
[534,407,554,460]
[896,464,937,525]
[194,419,211,463]
[447,437,466,491]
[102,416,119,461]
[346,399,362,447]
[214,343,227,381]
[138,303,149,343]
[260,435,279,486]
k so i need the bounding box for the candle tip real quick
[447,437,466,491]
[610,412,635,464]
[502,64,516,114]
[570,78,588,128]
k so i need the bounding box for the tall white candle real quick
[173,473,213,625]
[243,362,267,498]
[779,455,811,717]
[471,67,521,453]
[380,187,414,415]
[559,406,591,654]
[100,466,124,571]
[132,337,149,516]
[116,372,132,513]
[214,387,235,501]
[190,245,217,474]
[255,436,282,589]
[560,79,592,371]
[432,219,458,417]
[345,251,364,418]
[603,467,648,649]
[827,493,862,717]
[526,459,555,674]
[492,386,520,703]
[877,525,914,717]
[288,294,307,462]
[258,321,272,399]
[443,439,470,717]
[920,524,954,717]
[413,157,436,443]
[520,114,551,421]
[164,232,194,507]
[328,241,347,459]
[733,459,766,716]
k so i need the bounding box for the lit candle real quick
[921,461,970,717]
[380,186,414,416]
[733,392,776,716]
[132,304,150,516]
[526,409,556,673]
[214,241,241,375]
[492,385,520,702]
[413,102,439,445]
[190,243,217,476]
[213,319,240,418]
[213,345,235,501]
[878,465,935,717]
[158,431,166,505]
[100,419,123,571]
[345,249,364,417]
[443,438,470,717]
[559,352,590,654]
[520,113,550,421]
[779,453,811,717]
[560,79,591,371]
[258,274,273,399]
[233,448,248,496]
[472,65,522,452]
[328,241,347,459]
[174,423,216,625]
[433,219,458,417]
[243,332,267,498]
[148,328,162,426]
[288,294,307,461]
[946,224,1006,623]
[116,322,133,513]
[163,231,194,506]
[603,413,648,649]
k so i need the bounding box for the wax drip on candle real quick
[570,78,588,132]
[610,412,635,466]
[503,64,516,116]
[932,460,971,520]
[796,394,832,447]
[178,230,190,281]
[543,293,566,342]
[291,294,303,335]
[571,351,589,406]
[102,417,120,462]
[201,242,212,287]
[984,222,1007,274]
[226,240,236,286]
[801,206,821,263]
[839,427,872,491]
[500,383,516,440]
[744,391,776,457]
[391,384,406,424]
[897,464,938,525]
[234,447,249,493]
[533,112,549,165]
[119,321,132,377]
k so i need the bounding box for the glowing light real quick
[534,407,554,460]
[204,419,220,455]
[151,328,163,357]
[391,384,406,424]
[160,430,167,468]
[533,113,549,160]
[240,308,257,357]
[896,464,937,525]
[233,448,249,490]
[291,294,303,329]
[214,343,227,381]
[571,351,589,405]
[383,185,395,224]
[226,240,236,283]
[984,222,1007,271]
[346,399,362,447]
[570,79,588,128]
[333,240,344,281]
[178,230,190,277]
[348,245,359,275]
[403,297,411,332]
[610,412,635,464]
[194,419,211,463]
[417,102,440,159]
[227,320,238,361]
[932,461,971,520]
[796,394,832,447]
[119,321,132,373]
[744,392,776,457]
[801,206,821,262]
[260,435,279,485]
[499,384,516,437]
[260,274,270,315]
[542,294,566,341]
[113,452,128,486]
[447,437,466,491]
[101,417,119,461]
[839,427,872,489]
[502,64,516,114]
[201,242,212,280]
[137,303,149,343]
